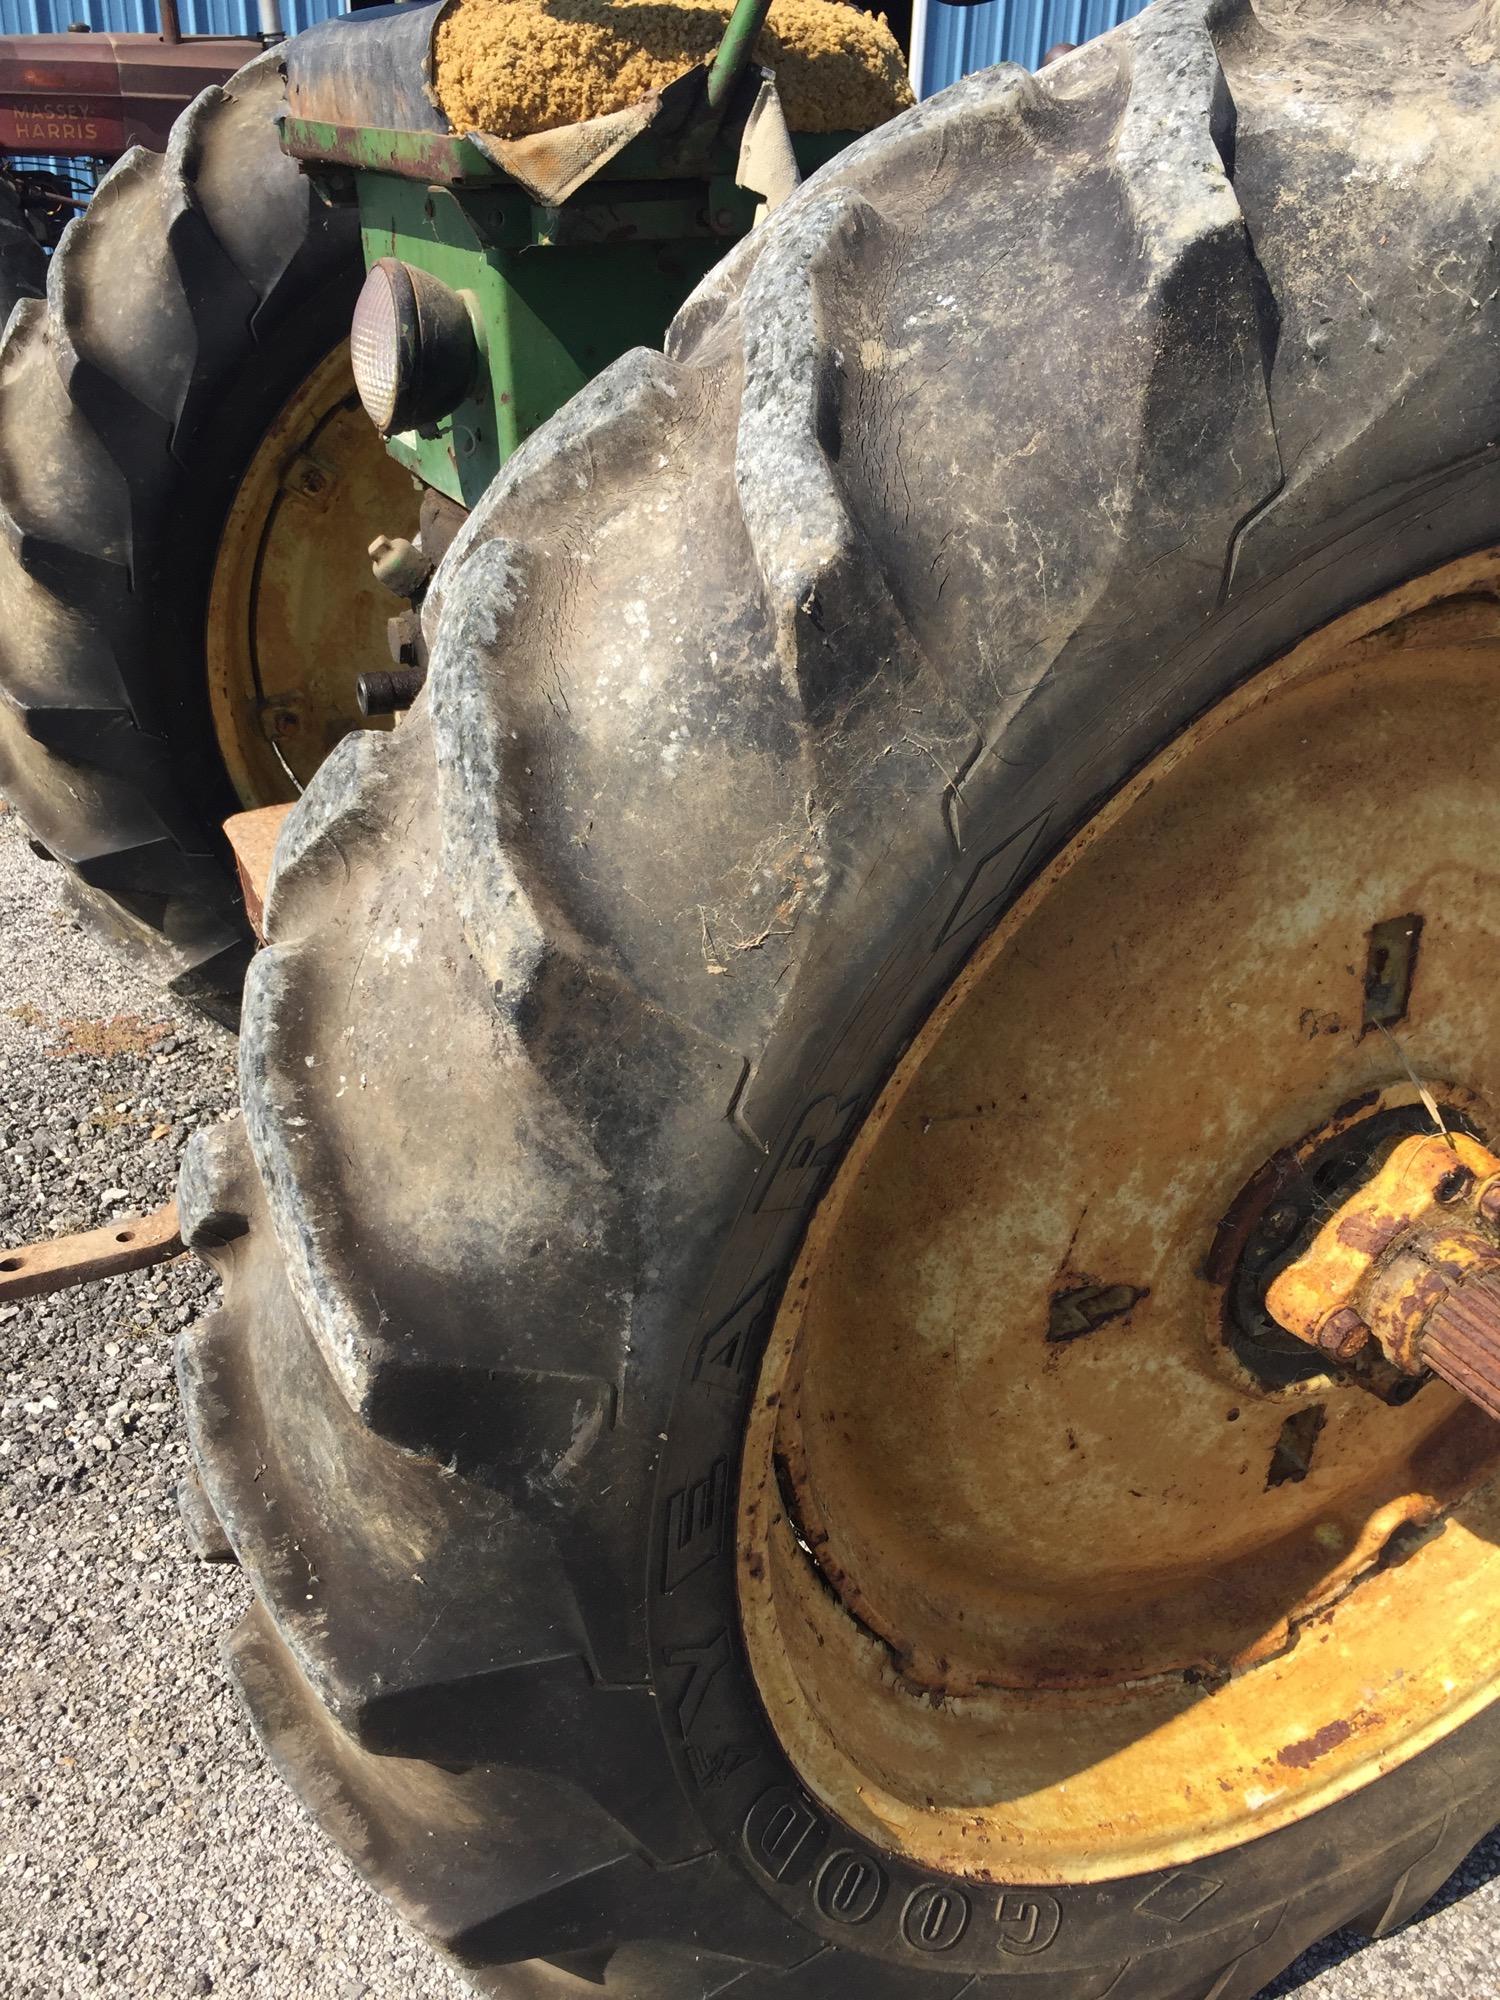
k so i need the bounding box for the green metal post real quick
[705,0,775,110]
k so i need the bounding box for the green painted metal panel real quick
[341,129,854,507]
[353,171,748,505]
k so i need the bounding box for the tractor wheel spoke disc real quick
[739,570,1500,1883]
[207,341,420,807]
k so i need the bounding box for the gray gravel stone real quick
[0,805,468,2000]
[0,796,1496,1997]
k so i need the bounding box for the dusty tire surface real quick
[0,52,362,1017]
[180,2,1500,1993]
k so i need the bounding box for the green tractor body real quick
[281,0,853,507]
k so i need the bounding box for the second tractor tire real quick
[0,51,365,1016]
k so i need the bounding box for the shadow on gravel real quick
[1260,1824,1500,1996]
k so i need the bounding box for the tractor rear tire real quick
[0,51,366,1017]
[179,2,1500,1994]
[0,178,44,329]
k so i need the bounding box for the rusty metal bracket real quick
[0,1200,183,1303]
[224,802,294,943]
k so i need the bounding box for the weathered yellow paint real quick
[739,550,1500,1884]
[206,341,421,808]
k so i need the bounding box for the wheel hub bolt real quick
[1315,1306,1371,1360]
[357,667,425,717]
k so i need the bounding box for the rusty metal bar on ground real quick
[0,1200,183,1303]
[0,805,289,1309]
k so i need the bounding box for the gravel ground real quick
[0,797,1496,1999]
[0,805,468,2000]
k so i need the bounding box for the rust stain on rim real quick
[738,550,1500,1885]
[1277,1717,1358,1771]
[206,341,422,809]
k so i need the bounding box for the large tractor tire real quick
[0,178,45,329]
[0,52,417,1016]
[180,1,1500,1993]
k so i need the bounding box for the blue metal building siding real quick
[0,0,342,36]
[918,0,1148,97]
[0,0,1150,102]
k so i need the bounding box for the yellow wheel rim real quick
[739,550,1500,1885]
[206,341,422,807]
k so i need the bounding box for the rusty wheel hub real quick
[1221,1088,1482,1393]
[738,554,1500,1884]
[1265,1125,1500,1414]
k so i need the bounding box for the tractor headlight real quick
[350,258,478,437]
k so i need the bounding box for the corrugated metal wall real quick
[915,0,1148,98]
[0,0,340,36]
